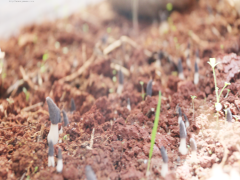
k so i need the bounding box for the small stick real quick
[59,54,95,83]
[87,128,95,150]
[21,102,43,112]
[20,66,38,90]
[110,63,130,77]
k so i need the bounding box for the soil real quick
[1,0,240,179]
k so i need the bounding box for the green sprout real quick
[82,24,89,33]
[208,58,230,123]
[107,27,112,33]
[55,41,60,49]
[42,53,48,61]
[63,134,69,140]
[22,87,30,101]
[33,166,38,173]
[112,76,117,83]
[225,89,230,98]
[112,69,117,75]
[147,91,162,174]
[139,81,145,101]
[166,3,173,11]
[191,95,197,121]
[6,98,14,104]
[109,88,114,93]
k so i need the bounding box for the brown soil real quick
[0,0,240,179]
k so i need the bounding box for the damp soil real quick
[1,0,240,179]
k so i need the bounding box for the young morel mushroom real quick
[186,54,191,69]
[146,80,152,97]
[194,61,199,85]
[160,146,168,178]
[127,98,131,111]
[178,58,184,80]
[178,107,183,124]
[48,140,55,167]
[226,108,233,122]
[70,98,76,112]
[62,110,69,127]
[179,120,188,155]
[117,69,124,94]
[183,113,189,128]
[190,138,198,163]
[85,165,97,180]
[46,97,61,145]
[56,147,63,173]
[196,49,200,64]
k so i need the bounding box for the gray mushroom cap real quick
[118,69,124,85]
[70,98,76,112]
[46,97,61,125]
[178,58,183,74]
[160,146,168,163]
[146,80,153,97]
[179,120,187,138]
[226,108,232,122]
[85,165,97,180]
[62,110,69,127]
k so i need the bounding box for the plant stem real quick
[147,91,162,175]
[219,85,227,100]
[192,99,194,121]
[212,67,219,103]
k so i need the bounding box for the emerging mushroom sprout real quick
[46,97,61,145]
[117,69,124,94]
[186,54,191,69]
[146,80,153,97]
[196,49,200,64]
[48,140,55,167]
[194,61,199,85]
[62,110,69,127]
[160,146,168,178]
[178,58,184,80]
[190,138,198,163]
[183,113,189,128]
[175,104,180,114]
[56,147,63,173]
[85,165,97,180]
[70,98,76,112]
[127,98,131,111]
[226,108,233,122]
[178,107,183,124]
[179,120,188,155]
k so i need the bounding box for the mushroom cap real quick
[46,97,61,125]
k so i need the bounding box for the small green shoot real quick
[166,3,173,11]
[42,53,48,61]
[6,98,14,104]
[225,89,230,98]
[147,91,162,175]
[33,166,38,174]
[112,76,117,83]
[22,87,30,101]
[63,134,69,141]
[109,88,114,93]
[139,81,145,100]
[191,95,197,121]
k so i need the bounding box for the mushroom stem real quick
[117,84,123,94]
[179,138,188,155]
[191,150,198,163]
[47,124,59,145]
[48,156,55,167]
[57,159,63,173]
[161,162,168,178]
[194,72,199,85]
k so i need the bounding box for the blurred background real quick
[0,0,103,38]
